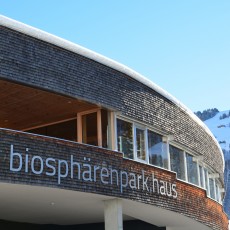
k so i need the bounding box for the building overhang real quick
[0,182,211,230]
[0,14,224,167]
[0,79,99,131]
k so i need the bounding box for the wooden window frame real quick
[77,108,102,147]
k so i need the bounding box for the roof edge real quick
[0,15,224,168]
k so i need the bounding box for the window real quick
[186,153,199,185]
[82,112,98,146]
[199,165,204,188]
[116,118,166,163]
[209,176,215,199]
[28,109,108,148]
[215,180,220,202]
[135,127,146,161]
[148,130,168,169]
[170,145,185,180]
[117,119,133,159]
[115,117,223,199]
[204,168,209,192]
[28,119,77,141]
[78,109,109,147]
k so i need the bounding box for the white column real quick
[104,199,123,230]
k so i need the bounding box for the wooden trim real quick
[77,108,100,116]
[22,117,77,132]
[109,112,116,150]
[78,109,99,143]
[77,113,82,143]
[77,108,101,146]
[97,109,102,147]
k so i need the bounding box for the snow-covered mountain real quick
[203,110,230,219]
[205,110,230,154]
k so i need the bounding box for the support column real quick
[104,199,123,230]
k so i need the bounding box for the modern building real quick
[0,15,228,230]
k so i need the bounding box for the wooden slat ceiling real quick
[0,80,98,130]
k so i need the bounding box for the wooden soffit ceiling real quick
[0,79,98,131]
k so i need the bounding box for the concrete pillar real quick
[104,199,123,230]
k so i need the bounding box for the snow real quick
[205,111,230,152]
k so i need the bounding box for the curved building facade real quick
[0,15,228,230]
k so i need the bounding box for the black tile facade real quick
[0,26,224,185]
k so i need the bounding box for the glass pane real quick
[170,145,185,180]
[47,120,77,141]
[136,128,146,161]
[28,126,46,135]
[101,109,108,148]
[199,165,204,188]
[186,153,199,185]
[209,177,215,199]
[28,119,77,141]
[82,112,98,146]
[215,181,220,202]
[117,119,133,159]
[204,168,208,191]
[148,130,168,169]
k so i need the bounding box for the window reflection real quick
[170,145,185,180]
[117,119,133,159]
[148,130,168,169]
[136,128,146,161]
[186,153,199,185]
[215,181,220,202]
[115,117,222,203]
[82,112,98,146]
[204,168,209,191]
[209,177,215,199]
[199,165,204,188]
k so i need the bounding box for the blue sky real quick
[1,0,230,112]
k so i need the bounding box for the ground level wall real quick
[0,220,165,230]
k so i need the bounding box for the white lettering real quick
[71,155,81,179]
[58,159,68,184]
[172,184,177,198]
[25,148,29,173]
[93,165,100,182]
[166,182,172,197]
[46,158,56,176]
[129,173,137,189]
[137,174,142,190]
[120,171,128,193]
[31,156,43,175]
[160,180,166,195]
[10,145,22,172]
[100,167,109,184]
[8,145,177,198]
[142,170,149,191]
[83,163,92,181]
[152,173,159,194]
[110,168,119,186]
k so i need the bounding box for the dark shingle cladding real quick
[0,129,228,230]
[0,26,224,185]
